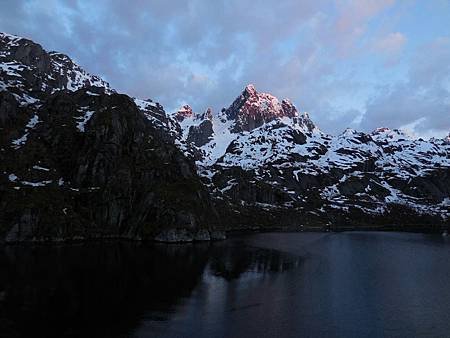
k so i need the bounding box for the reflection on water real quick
[0,240,299,338]
[208,241,299,280]
[2,232,450,338]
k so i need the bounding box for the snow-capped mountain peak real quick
[200,107,213,121]
[0,32,112,106]
[2,32,448,235]
[445,133,450,144]
[371,127,412,143]
[159,82,449,225]
[170,85,320,166]
[243,83,257,95]
[223,84,304,132]
[174,104,194,122]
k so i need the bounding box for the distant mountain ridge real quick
[0,32,448,242]
[170,84,449,230]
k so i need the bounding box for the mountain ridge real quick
[0,32,223,243]
[0,32,448,242]
[170,84,449,230]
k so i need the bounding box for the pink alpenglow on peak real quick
[225,84,302,132]
[281,99,299,118]
[243,83,257,95]
[175,104,194,122]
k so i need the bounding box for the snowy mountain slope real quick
[0,32,112,107]
[1,31,448,236]
[171,85,450,228]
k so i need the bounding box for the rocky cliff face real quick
[0,32,222,243]
[224,84,299,132]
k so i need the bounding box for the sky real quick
[0,0,449,137]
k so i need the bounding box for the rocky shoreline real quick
[1,229,227,245]
[4,224,449,246]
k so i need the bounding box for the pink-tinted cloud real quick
[331,0,396,55]
[373,32,406,54]
[1,0,448,137]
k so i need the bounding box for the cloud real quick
[370,32,407,66]
[360,37,450,137]
[0,0,448,137]
[373,32,406,58]
[328,0,396,55]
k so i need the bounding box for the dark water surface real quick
[1,232,450,338]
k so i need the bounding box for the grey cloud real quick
[360,38,450,137]
[0,0,447,137]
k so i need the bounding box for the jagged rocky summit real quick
[0,32,449,243]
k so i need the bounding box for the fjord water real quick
[1,232,450,338]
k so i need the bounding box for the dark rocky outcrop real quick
[0,33,223,243]
[0,89,222,242]
[187,119,214,147]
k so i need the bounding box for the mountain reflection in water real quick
[0,239,299,338]
[2,232,450,338]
